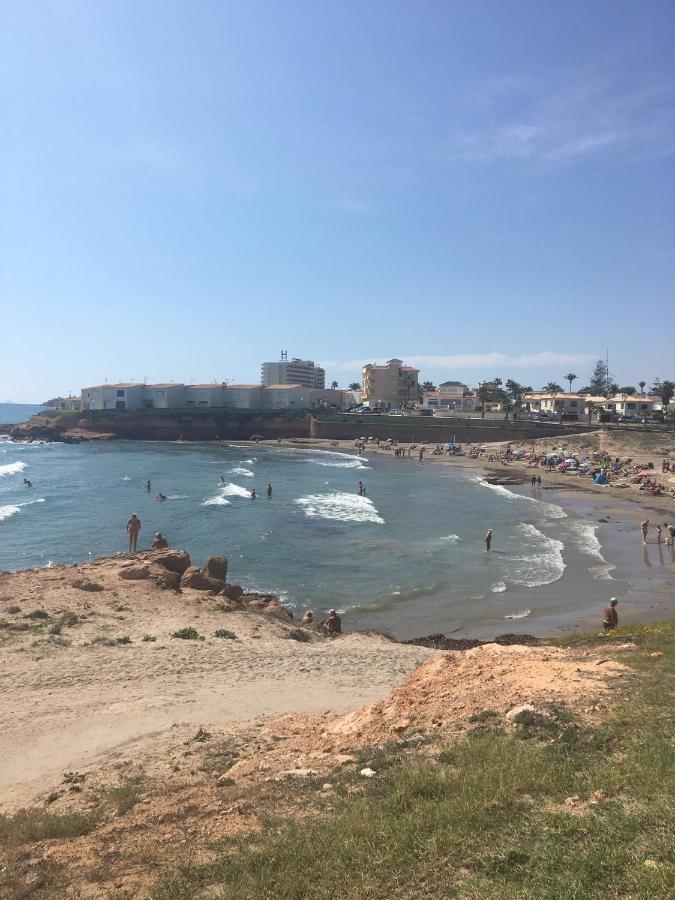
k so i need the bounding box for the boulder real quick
[118,565,150,581]
[150,569,181,591]
[201,556,228,582]
[221,583,244,602]
[72,578,104,592]
[152,549,191,575]
[262,600,293,621]
[180,566,223,592]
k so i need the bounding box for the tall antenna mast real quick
[606,347,610,397]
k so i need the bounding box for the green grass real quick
[0,808,100,847]
[171,627,204,641]
[155,620,675,900]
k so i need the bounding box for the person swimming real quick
[156,493,167,501]
[145,480,151,492]
[23,478,32,487]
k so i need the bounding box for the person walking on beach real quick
[484,529,493,552]
[603,597,619,631]
[537,475,542,486]
[664,523,675,547]
[640,520,650,543]
[267,483,273,498]
[126,514,141,553]
[656,524,663,544]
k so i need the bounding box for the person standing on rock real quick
[603,597,619,631]
[126,514,141,553]
[484,529,493,552]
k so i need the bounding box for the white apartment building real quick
[421,381,475,412]
[605,394,661,418]
[223,385,264,410]
[525,392,606,420]
[261,356,325,389]
[261,384,310,409]
[81,384,147,411]
[361,359,419,407]
[184,384,227,408]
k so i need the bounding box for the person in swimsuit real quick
[151,532,169,549]
[267,483,273,498]
[640,520,649,543]
[484,529,493,551]
[126,514,141,553]
[603,597,618,630]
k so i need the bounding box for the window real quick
[156,391,165,398]
[116,390,125,397]
[570,401,578,407]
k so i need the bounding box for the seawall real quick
[310,415,599,443]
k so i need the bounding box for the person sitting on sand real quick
[640,520,649,543]
[151,532,169,550]
[126,514,141,553]
[322,609,342,636]
[603,597,619,631]
[484,529,493,551]
[301,610,314,626]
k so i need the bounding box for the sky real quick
[1,0,674,401]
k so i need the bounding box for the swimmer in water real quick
[267,483,272,497]
[23,478,32,487]
[250,489,256,499]
[145,480,151,492]
[156,493,167,502]
[484,529,493,551]
[358,480,366,496]
[220,476,226,484]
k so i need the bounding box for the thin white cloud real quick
[322,352,593,373]
[446,75,675,165]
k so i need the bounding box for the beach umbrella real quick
[564,458,577,464]
[637,470,653,477]
[556,462,567,470]
[444,441,455,449]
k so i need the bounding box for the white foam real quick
[0,505,20,521]
[491,580,507,593]
[242,458,256,464]
[310,457,370,469]
[295,491,385,525]
[228,467,254,477]
[0,461,27,477]
[566,522,616,581]
[0,497,45,521]
[475,477,567,519]
[507,523,565,587]
[166,494,189,500]
[202,496,231,507]
[220,483,254,499]
[504,609,531,619]
[439,533,460,542]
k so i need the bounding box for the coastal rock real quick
[149,569,181,591]
[118,565,150,581]
[221,583,244,601]
[201,556,228,582]
[72,578,105,592]
[262,600,293,621]
[152,549,191,575]
[180,566,223,592]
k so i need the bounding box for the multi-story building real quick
[261,355,325,390]
[524,392,607,420]
[183,384,227,408]
[81,384,147,411]
[361,359,419,408]
[222,385,264,410]
[421,381,475,412]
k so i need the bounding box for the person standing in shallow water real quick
[640,520,649,543]
[126,514,141,553]
[267,483,273,498]
[484,529,493,551]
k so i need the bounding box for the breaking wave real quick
[228,467,254,477]
[507,523,565,587]
[295,491,384,525]
[0,497,45,522]
[566,522,616,581]
[475,477,567,519]
[202,496,231,507]
[220,482,254,499]
[491,580,507,593]
[504,609,531,620]
[0,461,27,477]
[439,533,460,543]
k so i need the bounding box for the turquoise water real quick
[1,438,667,637]
[0,403,47,424]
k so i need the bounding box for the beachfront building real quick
[223,385,264,410]
[604,394,660,419]
[524,391,587,420]
[182,384,228,408]
[361,359,419,408]
[261,384,310,410]
[421,381,475,413]
[81,383,147,411]
[309,388,348,410]
[144,384,186,409]
[261,355,325,390]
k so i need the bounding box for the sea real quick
[0,403,48,424]
[1,438,672,638]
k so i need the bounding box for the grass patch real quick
[103,772,147,816]
[155,620,675,900]
[171,627,204,641]
[0,808,100,847]
[142,634,157,642]
[213,629,237,640]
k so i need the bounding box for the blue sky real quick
[1,0,674,400]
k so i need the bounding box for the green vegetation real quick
[0,809,99,847]
[157,621,674,899]
[171,627,204,641]
[213,629,237,640]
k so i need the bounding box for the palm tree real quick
[564,372,577,392]
[421,381,437,392]
[330,381,338,390]
[348,382,361,391]
[638,380,646,395]
[477,382,490,419]
[543,382,562,394]
[586,401,599,424]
